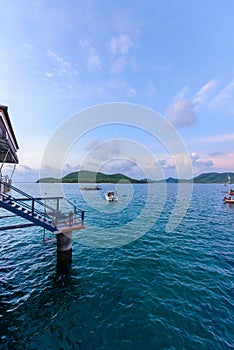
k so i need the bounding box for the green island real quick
[37,170,150,183]
[36,171,234,184]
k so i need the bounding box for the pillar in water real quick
[56,231,72,264]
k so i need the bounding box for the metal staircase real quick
[0,180,85,233]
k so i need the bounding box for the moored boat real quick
[228,187,234,196]
[223,175,234,203]
[105,191,118,202]
[224,196,234,204]
[80,186,102,191]
[224,187,234,203]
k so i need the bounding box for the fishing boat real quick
[80,186,102,191]
[105,191,118,202]
[224,196,234,204]
[223,174,234,202]
[228,187,234,196]
[224,186,234,203]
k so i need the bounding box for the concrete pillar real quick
[56,231,72,265]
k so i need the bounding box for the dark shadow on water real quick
[1,260,85,348]
[54,261,73,287]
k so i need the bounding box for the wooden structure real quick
[0,105,19,164]
[0,105,85,265]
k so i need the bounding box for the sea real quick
[0,183,233,350]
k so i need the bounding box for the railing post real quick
[81,211,84,226]
[32,198,35,215]
[0,180,3,196]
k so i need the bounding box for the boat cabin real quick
[0,105,19,164]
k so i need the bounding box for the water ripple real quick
[0,183,233,349]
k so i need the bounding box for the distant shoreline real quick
[36,171,234,184]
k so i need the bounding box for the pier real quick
[0,104,85,265]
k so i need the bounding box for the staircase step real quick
[0,188,60,232]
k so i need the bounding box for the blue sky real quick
[1,0,234,181]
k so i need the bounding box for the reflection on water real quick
[0,183,233,349]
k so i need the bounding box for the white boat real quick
[105,191,118,202]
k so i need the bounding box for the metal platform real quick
[0,180,85,233]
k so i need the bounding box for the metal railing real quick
[0,180,85,229]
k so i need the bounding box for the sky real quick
[1,0,234,182]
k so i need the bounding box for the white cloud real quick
[165,80,218,127]
[191,153,213,173]
[146,81,157,96]
[174,86,189,101]
[159,158,176,170]
[130,57,138,71]
[63,163,80,174]
[127,87,137,96]
[101,158,138,175]
[109,33,136,75]
[87,139,122,163]
[46,49,78,78]
[193,79,218,105]
[110,56,126,74]
[210,152,234,172]
[86,138,100,151]
[87,52,101,71]
[45,72,54,78]
[109,34,133,56]
[197,132,234,143]
[165,99,197,127]
[167,79,234,118]
[9,164,40,182]
[209,80,234,110]
[79,39,101,72]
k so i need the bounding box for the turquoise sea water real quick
[0,183,233,349]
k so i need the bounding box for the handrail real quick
[64,198,85,226]
[0,180,85,226]
[0,180,59,215]
[64,197,85,214]
[1,192,52,221]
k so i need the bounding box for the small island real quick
[37,170,234,184]
[37,170,152,184]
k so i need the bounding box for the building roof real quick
[0,104,19,149]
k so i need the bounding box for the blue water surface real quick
[0,183,233,349]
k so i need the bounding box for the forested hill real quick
[193,172,234,183]
[36,170,150,183]
[37,171,234,184]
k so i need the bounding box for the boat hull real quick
[224,197,234,204]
